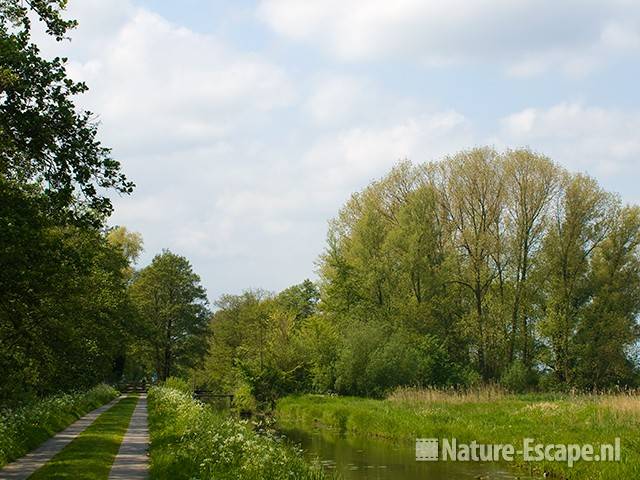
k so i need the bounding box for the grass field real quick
[276,388,640,480]
[29,395,138,480]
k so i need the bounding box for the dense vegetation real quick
[0,384,117,468]
[147,385,324,480]
[195,149,640,404]
[276,390,640,480]
[0,1,139,404]
[128,251,210,382]
[0,0,208,405]
[318,149,640,391]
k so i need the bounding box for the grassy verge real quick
[276,389,640,480]
[147,386,325,480]
[29,395,138,480]
[0,384,118,468]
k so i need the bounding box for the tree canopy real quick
[130,251,210,382]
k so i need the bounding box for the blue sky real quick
[38,0,640,301]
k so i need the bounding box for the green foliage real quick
[0,1,138,403]
[297,314,340,393]
[106,226,144,280]
[29,396,138,480]
[317,149,640,390]
[0,384,117,468]
[130,250,210,381]
[192,148,640,404]
[163,377,192,395]
[0,0,133,226]
[232,382,257,414]
[147,386,325,480]
[500,361,537,393]
[334,323,456,397]
[0,178,137,402]
[196,284,319,409]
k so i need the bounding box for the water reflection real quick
[279,424,537,480]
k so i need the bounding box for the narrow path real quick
[108,394,149,479]
[0,396,122,480]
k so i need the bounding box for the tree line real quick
[197,148,640,404]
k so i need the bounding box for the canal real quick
[279,424,538,479]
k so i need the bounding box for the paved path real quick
[0,397,122,480]
[108,394,149,479]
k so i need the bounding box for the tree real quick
[572,206,640,388]
[434,148,506,378]
[0,177,135,402]
[316,148,640,391]
[503,150,559,366]
[0,0,133,226]
[107,226,144,279]
[276,279,320,321]
[130,251,209,381]
[540,174,617,383]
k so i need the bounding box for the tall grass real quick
[0,383,118,467]
[147,386,325,480]
[599,391,640,420]
[388,384,507,404]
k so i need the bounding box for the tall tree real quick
[130,251,210,381]
[317,148,640,390]
[435,148,506,378]
[573,206,640,387]
[540,174,617,383]
[503,150,559,366]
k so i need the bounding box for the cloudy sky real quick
[38,0,640,300]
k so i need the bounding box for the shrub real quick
[163,376,192,394]
[233,382,257,415]
[0,384,118,467]
[500,361,537,393]
[147,386,324,480]
[335,323,457,397]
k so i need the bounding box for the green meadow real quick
[276,388,640,480]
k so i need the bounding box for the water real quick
[279,424,537,480]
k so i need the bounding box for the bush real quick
[0,384,118,467]
[163,377,192,394]
[233,382,257,415]
[335,323,457,397]
[147,386,324,480]
[500,361,537,393]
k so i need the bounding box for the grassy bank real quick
[276,388,640,480]
[30,395,138,479]
[0,384,118,468]
[147,386,325,480]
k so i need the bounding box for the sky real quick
[36,0,640,301]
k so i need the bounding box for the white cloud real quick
[258,0,640,76]
[601,21,640,50]
[499,103,640,189]
[305,75,374,125]
[304,112,472,192]
[40,4,295,157]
